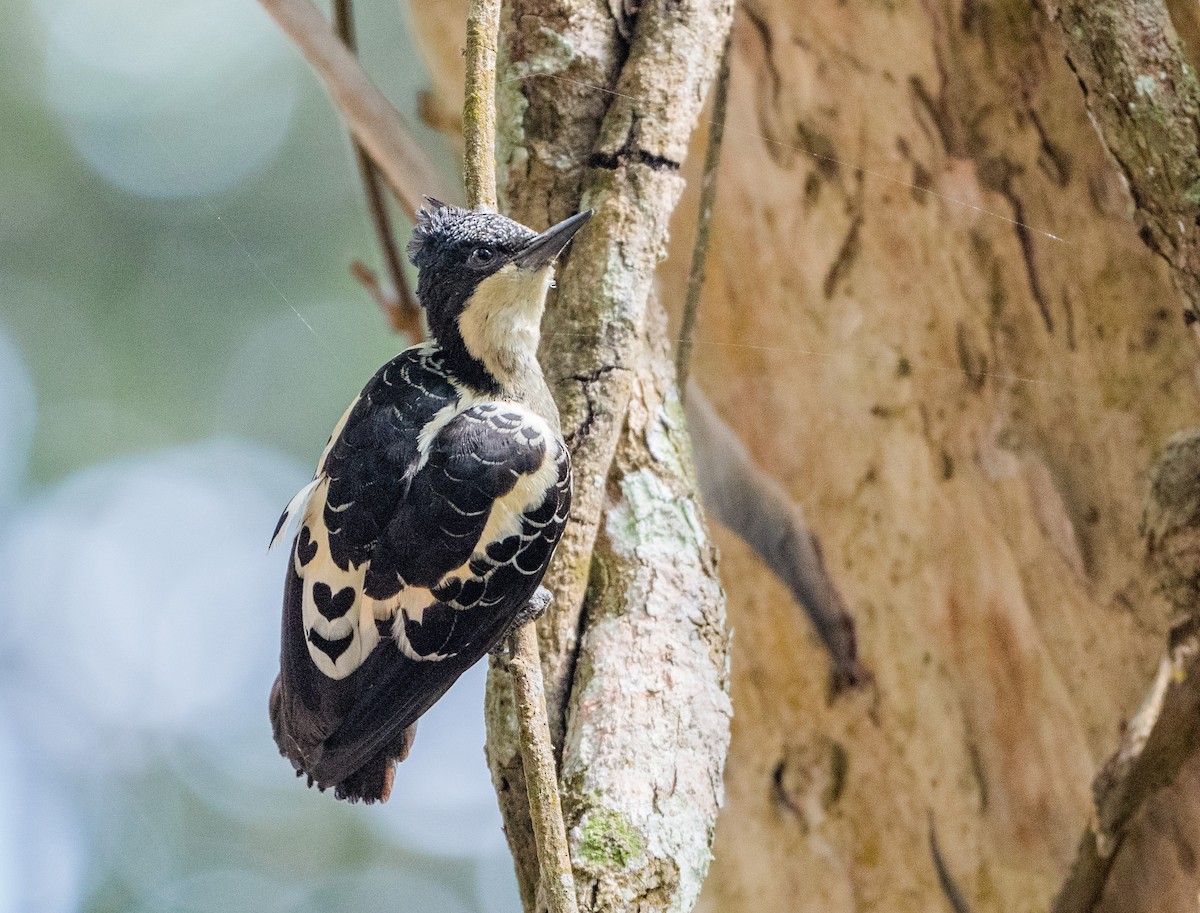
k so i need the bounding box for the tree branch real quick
[258,0,455,219]
[463,0,500,212]
[676,31,731,395]
[1052,431,1200,912]
[485,0,735,908]
[507,623,580,913]
[1048,0,1200,306]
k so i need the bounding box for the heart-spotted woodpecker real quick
[269,200,591,802]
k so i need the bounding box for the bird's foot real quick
[490,587,552,657]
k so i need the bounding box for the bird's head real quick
[407,199,592,393]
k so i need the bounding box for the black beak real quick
[513,210,593,270]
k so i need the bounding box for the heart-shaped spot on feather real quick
[308,627,353,663]
[297,526,318,566]
[313,582,356,621]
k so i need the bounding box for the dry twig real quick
[331,0,423,338]
[258,0,455,218]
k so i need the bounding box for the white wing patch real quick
[295,478,380,679]
[270,394,361,553]
[479,434,558,547]
[413,388,488,474]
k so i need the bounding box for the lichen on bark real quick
[559,306,730,913]
[1049,0,1200,304]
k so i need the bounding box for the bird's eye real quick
[469,246,495,265]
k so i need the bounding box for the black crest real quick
[406,199,534,271]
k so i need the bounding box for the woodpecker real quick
[268,200,591,803]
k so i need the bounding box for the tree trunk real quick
[407,0,1200,910]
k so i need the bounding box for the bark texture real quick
[677,2,1200,910]
[407,0,1200,910]
[1053,431,1200,912]
[557,302,729,913]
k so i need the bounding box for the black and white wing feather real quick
[268,345,570,802]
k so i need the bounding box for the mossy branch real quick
[463,0,501,212]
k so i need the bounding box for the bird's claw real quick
[490,587,553,657]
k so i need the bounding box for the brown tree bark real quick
[404,0,1200,910]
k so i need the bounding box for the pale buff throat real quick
[457,263,554,390]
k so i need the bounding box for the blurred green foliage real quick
[0,3,514,912]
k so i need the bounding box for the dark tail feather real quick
[330,723,418,803]
[335,757,394,803]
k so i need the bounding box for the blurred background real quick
[0,1,517,910]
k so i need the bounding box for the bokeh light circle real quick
[0,439,304,770]
[39,0,300,198]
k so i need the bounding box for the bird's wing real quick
[271,386,571,798]
[273,347,458,682]
[270,347,455,784]
[363,401,553,598]
[310,403,569,788]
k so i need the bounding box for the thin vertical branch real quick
[331,0,423,339]
[463,1,578,911]
[463,0,501,212]
[508,624,581,913]
[676,29,731,397]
